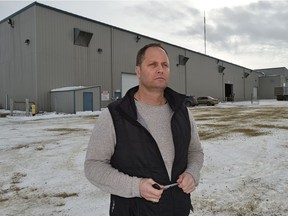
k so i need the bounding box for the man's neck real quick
[134,88,166,106]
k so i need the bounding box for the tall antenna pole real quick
[204,11,207,54]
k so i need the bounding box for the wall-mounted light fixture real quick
[97,48,103,53]
[177,55,189,66]
[218,65,226,73]
[7,18,14,28]
[243,72,250,78]
[136,35,141,43]
[25,39,30,45]
[74,28,93,47]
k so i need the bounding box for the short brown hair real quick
[136,43,168,66]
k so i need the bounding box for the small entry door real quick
[225,84,234,101]
[83,92,93,111]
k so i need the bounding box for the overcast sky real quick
[0,0,287,70]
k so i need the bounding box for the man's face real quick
[136,47,170,91]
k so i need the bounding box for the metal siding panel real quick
[75,90,82,112]
[51,91,74,114]
[219,64,245,101]
[0,6,37,108]
[244,72,259,100]
[35,6,112,111]
[93,86,101,111]
[185,52,224,99]
[164,46,186,93]
[259,76,281,99]
[112,29,156,90]
[1,3,269,111]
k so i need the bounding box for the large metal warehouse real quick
[0,2,287,112]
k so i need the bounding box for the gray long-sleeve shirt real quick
[84,101,204,198]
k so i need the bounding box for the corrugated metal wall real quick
[185,52,223,99]
[164,45,187,94]
[35,5,112,110]
[0,6,37,108]
[1,2,276,112]
[259,76,281,99]
[51,91,74,113]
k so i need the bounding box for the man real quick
[85,43,204,216]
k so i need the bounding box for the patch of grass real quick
[0,198,9,203]
[81,115,98,119]
[191,106,288,141]
[39,193,48,198]
[202,123,228,128]
[11,172,27,184]
[46,128,88,135]
[194,117,213,121]
[2,185,22,194]
[254,124,288,130]
[55,202,65,206]
[231,128,269,137]
[11,144,29,150]
[46,128,86,132]
[198,131,223,140]
[53,192,78,198]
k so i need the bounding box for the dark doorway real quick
[225,84,234,101]
[83,92,93,111]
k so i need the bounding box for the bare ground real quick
[1,102,288,215]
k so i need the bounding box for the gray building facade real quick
[0,2,286,112]
[256,67,288,99]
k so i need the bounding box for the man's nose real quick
[156,65,164,73]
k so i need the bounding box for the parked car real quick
[184,96,198,107]
[197,96,219,106]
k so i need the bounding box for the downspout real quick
[33,5,38,111]
[110,27,114,103]
[184,50,187,95]
[73,90,76,114]
[243,75,245,100]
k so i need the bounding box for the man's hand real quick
[177,172,196,193]
[139,178,163,203]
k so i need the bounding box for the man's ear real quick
[135,66,141,78]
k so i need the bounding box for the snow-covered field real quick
[1,100,287,216]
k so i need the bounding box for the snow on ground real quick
[0,100,288,216]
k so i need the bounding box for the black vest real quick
[108,86,192,216]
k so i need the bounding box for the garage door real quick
[121,73,138,97]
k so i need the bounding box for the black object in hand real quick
[152,183,161,190]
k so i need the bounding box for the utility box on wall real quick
[50,86,101,114]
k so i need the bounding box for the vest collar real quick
[118,86,186,121]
